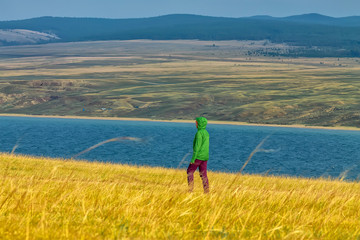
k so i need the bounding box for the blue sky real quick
[1,0,359,21]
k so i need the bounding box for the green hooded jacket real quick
[191,117,210,163]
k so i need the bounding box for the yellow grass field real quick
[1,153,359,239]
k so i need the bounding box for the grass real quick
[1,152,360,239]
[1,40,360,127]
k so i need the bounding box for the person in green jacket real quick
[187,117,210,193]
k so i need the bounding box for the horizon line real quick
[1,12,360,22]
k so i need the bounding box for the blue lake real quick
[1,116,360,180]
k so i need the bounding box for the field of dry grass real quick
[1,153,359,239]
[1,40,360,127]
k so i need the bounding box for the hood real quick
[196,117,208,130]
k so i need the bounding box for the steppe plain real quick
[0,40,360,127]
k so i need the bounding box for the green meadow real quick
[0,40,360,126]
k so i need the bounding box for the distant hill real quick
[250,13,360,27]
[283,13,360,27]
[0,29,59,45]
[1,14,360,56]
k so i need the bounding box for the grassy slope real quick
[1,40,360,127]
[0,153,359,239]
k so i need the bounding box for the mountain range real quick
[251,13,360,26]
[0,13,360,56]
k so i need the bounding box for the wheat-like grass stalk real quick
[10,134,27,155]
[72,137,144,159]
[239,135,272,174]
[226,134,273,191]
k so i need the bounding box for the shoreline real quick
[1,113,359,131]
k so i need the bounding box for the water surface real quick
[1,116,360,180]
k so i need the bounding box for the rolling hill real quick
[0,14,360,56]
[0,29,59,45]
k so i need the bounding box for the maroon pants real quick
[187,159,209,193]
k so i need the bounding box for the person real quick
[187,117,210,193]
